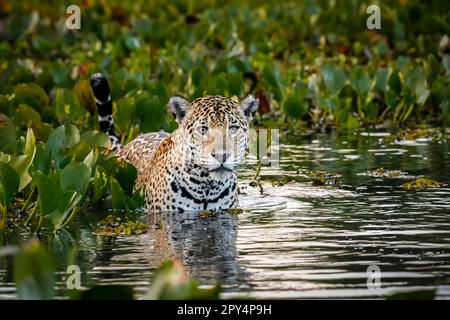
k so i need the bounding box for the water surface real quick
[1,131,449,299]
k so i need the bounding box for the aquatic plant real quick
[402,178,443,191]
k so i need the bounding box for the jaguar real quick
[90,73,258,212]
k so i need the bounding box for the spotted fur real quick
[90,74,258,212]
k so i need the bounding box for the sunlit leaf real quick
[14,241,55,300]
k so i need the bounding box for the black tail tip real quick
[90,73,110,103]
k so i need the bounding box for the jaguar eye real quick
[197,125,209,135]
[229,125,239,134]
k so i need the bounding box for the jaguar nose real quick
[211,150,230,163]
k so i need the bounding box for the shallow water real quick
[1,131,450,299]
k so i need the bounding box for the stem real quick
[35,215,43,233]
[20,186,36,213]
[58,206,79,230]
[25,201,38,225]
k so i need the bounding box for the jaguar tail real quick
[89,73,121,151]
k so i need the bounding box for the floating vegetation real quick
[95,215,147,237]
[308,171,341,187]
[198,210,218,219]
[359,167,405,178]
[224,208,245,214]
[270,176,295,187]
[402,178,444,191]
[385,127,449,143]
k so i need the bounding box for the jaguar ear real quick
[168,95,190,124]
[240,95,259,120]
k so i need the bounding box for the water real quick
[1,131,450,299]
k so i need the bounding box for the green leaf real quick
[33,144,51,174]
[349,67,372,96]
[345,115,359,129]
[114,97,136,135]
[227,72,244,96]
[8,153,35,191]
[54,88,84,124]
[47,124,80,167]
[14,241,55,300]
[13,83,49,111]
[0,113,16,154]
[321,64,346,93]
[385,89,398,109]
[74,80,96,112]
[33,171,61,217]
[375,68,389,92]
[15,104,42,128]
[24,128,36,160]
[283,95,306,119]
[110,177,127,210]
[263,64,283,101]
[60,162,91,196]
[92,166,108,204]
[136,95,166,132]
[113,160,138,196]
[80,131,110,149]
[388,70,402,95]
[48,190,78,228]
[0,162,20,209]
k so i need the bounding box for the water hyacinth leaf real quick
[13,83,49,111]
[385,89,398,109]
[321,64,346,93]
[67,141,94,163]
[0,162,20,209]
[80,131,110,149]
[15,104,42,128]
[346,115,359,129]
[8,153,35,191]
[427,54,441,78]
[388,70,402,95]
[33,143,51,175]
[349,67,372,96]
[227,72,244,97]
[124,35,141,51]
[191,67,203,87]
[33,171,61,216]
[47,124,80,167]
[283,96,306,119]
[110,177,127,210]
[49,190,78,228]
[0,113,16,154]
[114,97,136,135]
[24,128,36,160]
[147,81,169,103]
[136,95,166,132]
[92,166,108,204]
[263,64,283,101]
[443,55,450,72]
[74,79,96,113]
[54,88,84,124]
[60,162,91,196]
[14,241,55,300]
[83,149,99,173]
[375,68,389,92]
[112,160,138,196]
